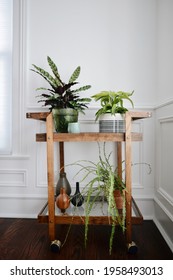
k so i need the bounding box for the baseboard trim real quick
[153,217,173,253]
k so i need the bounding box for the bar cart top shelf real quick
[26,111,151,121]
[26,111,151,142]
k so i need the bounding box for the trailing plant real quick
[69,143,126,254]
[31,56,91,112]
[67,144,152,254]
[91,90,134,120]
[60,142,152,254]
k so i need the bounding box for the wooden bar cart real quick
[27,111,151,253]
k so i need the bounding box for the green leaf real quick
[72,85,91,93]
[31,65,57,88]
[69,66,81,83]
[117,91,134,107]
[36,87,50,91]
[47,56,63,86]
[92,91,111,101]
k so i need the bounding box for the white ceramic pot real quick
[99,113,125,133]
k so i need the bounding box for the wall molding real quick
[17,0,26,153]
[158,115,173,123]
[0,155,30,160]
[153,217,173,253]
[153,198,173,252]
[154,98,173,110]
[0,169,27,188]
[0,193,47,199]
[154,196,173,222]
[157,117,173,204]
[157,187,173,206]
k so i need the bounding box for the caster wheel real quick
[50,240,61,252]
[127,241,138,254]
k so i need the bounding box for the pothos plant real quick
[31,56,91,113]
[91,90,134,120]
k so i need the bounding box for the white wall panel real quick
[154,200,173,252]
[0,169,27,187]
[0,0,155,222]
[155,103,173,252]
[159,117,173,200]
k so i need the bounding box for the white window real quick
[0,0,13,154]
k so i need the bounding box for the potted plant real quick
[64,144,151,254]
[31,56,91,132]
[70,143,126,254]
[91,90,134,132]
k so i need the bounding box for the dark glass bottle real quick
[71,182,84,207]
[56,172,71,196]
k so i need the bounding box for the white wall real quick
[0,0,160,241]
[157,0,173,104]
[26,0,157,108]
[153,0,173,251]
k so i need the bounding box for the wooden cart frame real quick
[27,111,151,252]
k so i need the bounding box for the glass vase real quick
[56,172,71,196]
[71,182,84,207]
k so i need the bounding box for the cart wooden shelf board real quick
[38,197,143,225]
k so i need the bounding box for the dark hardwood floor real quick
[0,218,172,260]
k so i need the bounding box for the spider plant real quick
[70,143,126,254]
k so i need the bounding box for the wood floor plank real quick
[0,218,172,260]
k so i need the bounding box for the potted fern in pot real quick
[91,90,134,132]
[31,56,91,132]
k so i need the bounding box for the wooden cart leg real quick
[117,142,122,179]
[59,142,64,173]
[46,113,56,242]
[125,112,138,254]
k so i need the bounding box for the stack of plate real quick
[99,120,125,133]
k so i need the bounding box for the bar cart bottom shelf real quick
[38,197,142,254]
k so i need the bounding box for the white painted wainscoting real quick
[154,101,173,252]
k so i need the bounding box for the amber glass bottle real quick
[56,187,70,213]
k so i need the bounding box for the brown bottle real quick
[56,187,70,213]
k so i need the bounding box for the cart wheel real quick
[127,241,138,254]
[50,240,61,252]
